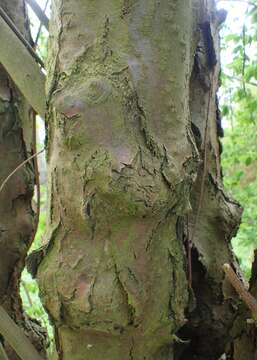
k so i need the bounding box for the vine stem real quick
[188,70,214,287]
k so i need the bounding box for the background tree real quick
[219,0,257,278]
[216,1,257,357]
[0,0,46,358]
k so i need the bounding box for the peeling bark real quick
[176,3,254,360]
[38,0,246,359]
[0,0,46,357]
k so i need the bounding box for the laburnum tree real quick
[0,0,256,359]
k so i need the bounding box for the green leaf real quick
[222,105,230,116]
[245,156,252,166]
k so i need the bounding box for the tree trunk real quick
[0,0,45,357]
[38,0,245,359]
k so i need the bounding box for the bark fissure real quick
[37,0,248,358]
[177,2,244,359]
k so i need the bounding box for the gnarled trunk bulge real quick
[0,0,45,357]
[38,0,245,359]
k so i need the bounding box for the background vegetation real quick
[218,0,257,278]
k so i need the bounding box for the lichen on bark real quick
[38,0,243,359]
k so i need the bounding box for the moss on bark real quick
[39,0,244,359]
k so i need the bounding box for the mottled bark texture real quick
[176,3,244,360]
[0,0,45,357]
[38,0,243,359]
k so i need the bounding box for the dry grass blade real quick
[0,149,45,195]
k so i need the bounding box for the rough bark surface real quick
[0,0,46,357]
[176,2,244,359]
[39,0,243,359]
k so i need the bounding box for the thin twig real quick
[188,72,214,287]
[0,149,45,195]
[223,73,257,87]
[31,111,41,238]
[186,216,192,286]
[242,24,247,94]
[229,88,234,131]
[192,76,212,239]
[223,263,257,314]
[21,281,33,308]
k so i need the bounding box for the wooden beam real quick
[0,343,9,360]
[0,14,46,118]
[26,0,49,31]
[0,306,43,360]
[0,7,45,68]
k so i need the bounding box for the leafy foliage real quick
[20,184,54,350]
[20,2,53,345]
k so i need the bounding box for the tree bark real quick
[176,2,244,359]
[0,0,46,357]
[38,0,244,359]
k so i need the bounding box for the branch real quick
[31,111,41,244]
[21,281,33,308]
[223,73,257,87]
[0,306,43,360]
[26,0,49,30]
[223,264,257,316]
[0,14,46,118]
[242,24,247,93]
